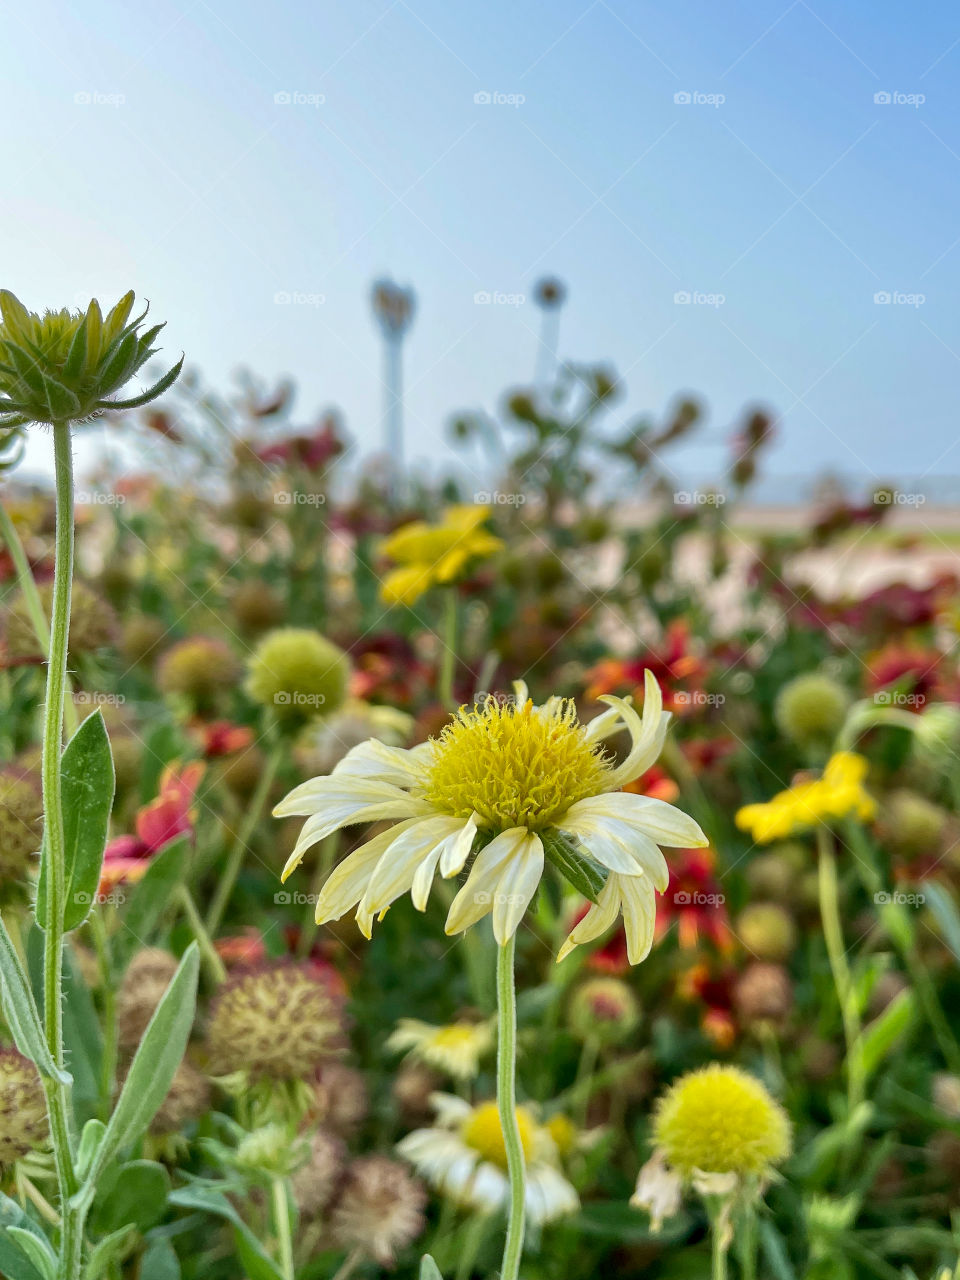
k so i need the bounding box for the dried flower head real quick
[157,636,239,706]
[5,581,115,662]
[292,1128,345,1219]
[0,1049,48,1166]
[150,1059,211,1136]
[312,1063,368,1136]
[0,290,182,427]
[117,948,179,1051]
[207,963,344,1082]
[329,1156,426,1266]
[0,768,42,894]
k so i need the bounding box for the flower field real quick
[1,290,960,1280]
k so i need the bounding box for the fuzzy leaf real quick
[36,711,115,933]
[0,914,71,1084]
[63,310,90,381]
[39,372,81,422]
[103,290,136,341]
[542,830,607,903]
[6,1230,55,1280]
[100,354,183,410]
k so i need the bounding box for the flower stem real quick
[175,884,227,984]
[205,744,282,935]
[271,1178,294,1280]
[711,1219,728,1280]
[40,424,82,1277]
[816,824,864,1116]
[496,934,526,1280]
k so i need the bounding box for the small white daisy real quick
[386,1018,494,1082]
[273,672,707,960]
[397,1094,579,1225]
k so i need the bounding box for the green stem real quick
[176,884,227,984]
[205,744,282,935]
[817,825,864,1117]
[88,912,116,1120]
[439,588,458,711]
[496,935,526,1280]
[271,1178,294,1280]
[711,1217,728,1280]
[39,425,82,1278]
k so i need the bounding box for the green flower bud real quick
[157,636,239,707]
[775,672,851,746]
[913,704,960,772]
[235,1123,306,1178]
[879,789,947,859]
[245,628,350,722]
[736,903,797,962]
[0,290,182,428]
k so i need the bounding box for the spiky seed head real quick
[117,949,180,1051]
[774,672,851,745]
[157,636,239,705]
[5,581,115,661]
[292,1128,345,1219]
[312,1062,368,1135]
[206,963,345,1082]
[0,1049,48,1166]
[329,1156,426,1266]
[0,769,43,893]
[150,1059,211,1136]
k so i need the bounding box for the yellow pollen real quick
[461,1102,535,1168]
[421,697,611,831]
[430,1026,481,1051]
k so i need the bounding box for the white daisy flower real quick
[386,1018,494,1082]
[396,1094,579,1225]
[273,671,707,960]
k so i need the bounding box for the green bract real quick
[0,289,182,428]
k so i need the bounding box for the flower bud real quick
[775,673,851,746]
[736,903,797,962]
[245,629,349,723]
[568,977,640,1045]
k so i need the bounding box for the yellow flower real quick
[386,1018,494,1081]
[735,751,875,844]
[380,505,503,606]
[652,1064,791,1178]
[273,673,707,961]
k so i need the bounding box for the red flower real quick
[194,719,255,758]
[655,847,732,952]
[100,762,205,892]
[585,620,705,713]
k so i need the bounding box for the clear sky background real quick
[4,0,960,495]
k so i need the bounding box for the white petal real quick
[362,816,462,915]
[313,818,423,921]
[601,672,669,789]
[556,877,622,962]
[584,700,632,743]
[492,832,544,944]
[561,813,668,886]
[617,872,657,964]
[333,738,430,786]
[273,774,424,819]
[445,827,528,935]
[280,790,434,880]
[572,792,707,849]
[526,1166,579,1223]
[470,1162,508,1212]
[439,814,478,878]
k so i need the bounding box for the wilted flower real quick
[292,1128,345,1219]
[774,672,851,746]
[387,1018,494,1082]
[398,1095,578,1225]
[735,752,875,844]
[379,506,503,606]
[0,1049,48,1167]
[246,628,349,722]
[330,1155,426,1266]
[0,290,181,427]
[206,962,344,1083]
[275,672,706,963]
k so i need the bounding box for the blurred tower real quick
[371,279,416,497]
[533,276,567,392]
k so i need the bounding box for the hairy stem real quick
[496,935,526,1280]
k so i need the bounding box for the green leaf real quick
[420,1257,445,1280]
[62,947,103,1124]
[923,879,960,966]
[75,1118,106,1180]
[140,1238,180,1280]
[83,943,199,1188]
[39,373,81,422]
[97,330,139,392]
[0,914,71,1083]
[81,1226,136,1280]
[100,355,183,410]
[36,711,115,933]
[92,1160,170,1235]
[857,988,915,1080]
[103,291,136,341]
[115,835,187,964]
[232,1227,285,1280]
[759,1220,797,1280]
[6,1229,55,1280]
[63,311,90,381]
[168,1186,283,1280]
[0,291,32,339]
[0,1194,46,1280]
[542,829,607,904]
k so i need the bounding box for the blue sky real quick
[5,0,960,494]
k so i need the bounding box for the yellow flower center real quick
[430,1025,481,1051]
[654,1064,791,1176]
[420,697,611,831]
[461,1102,536,1168]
